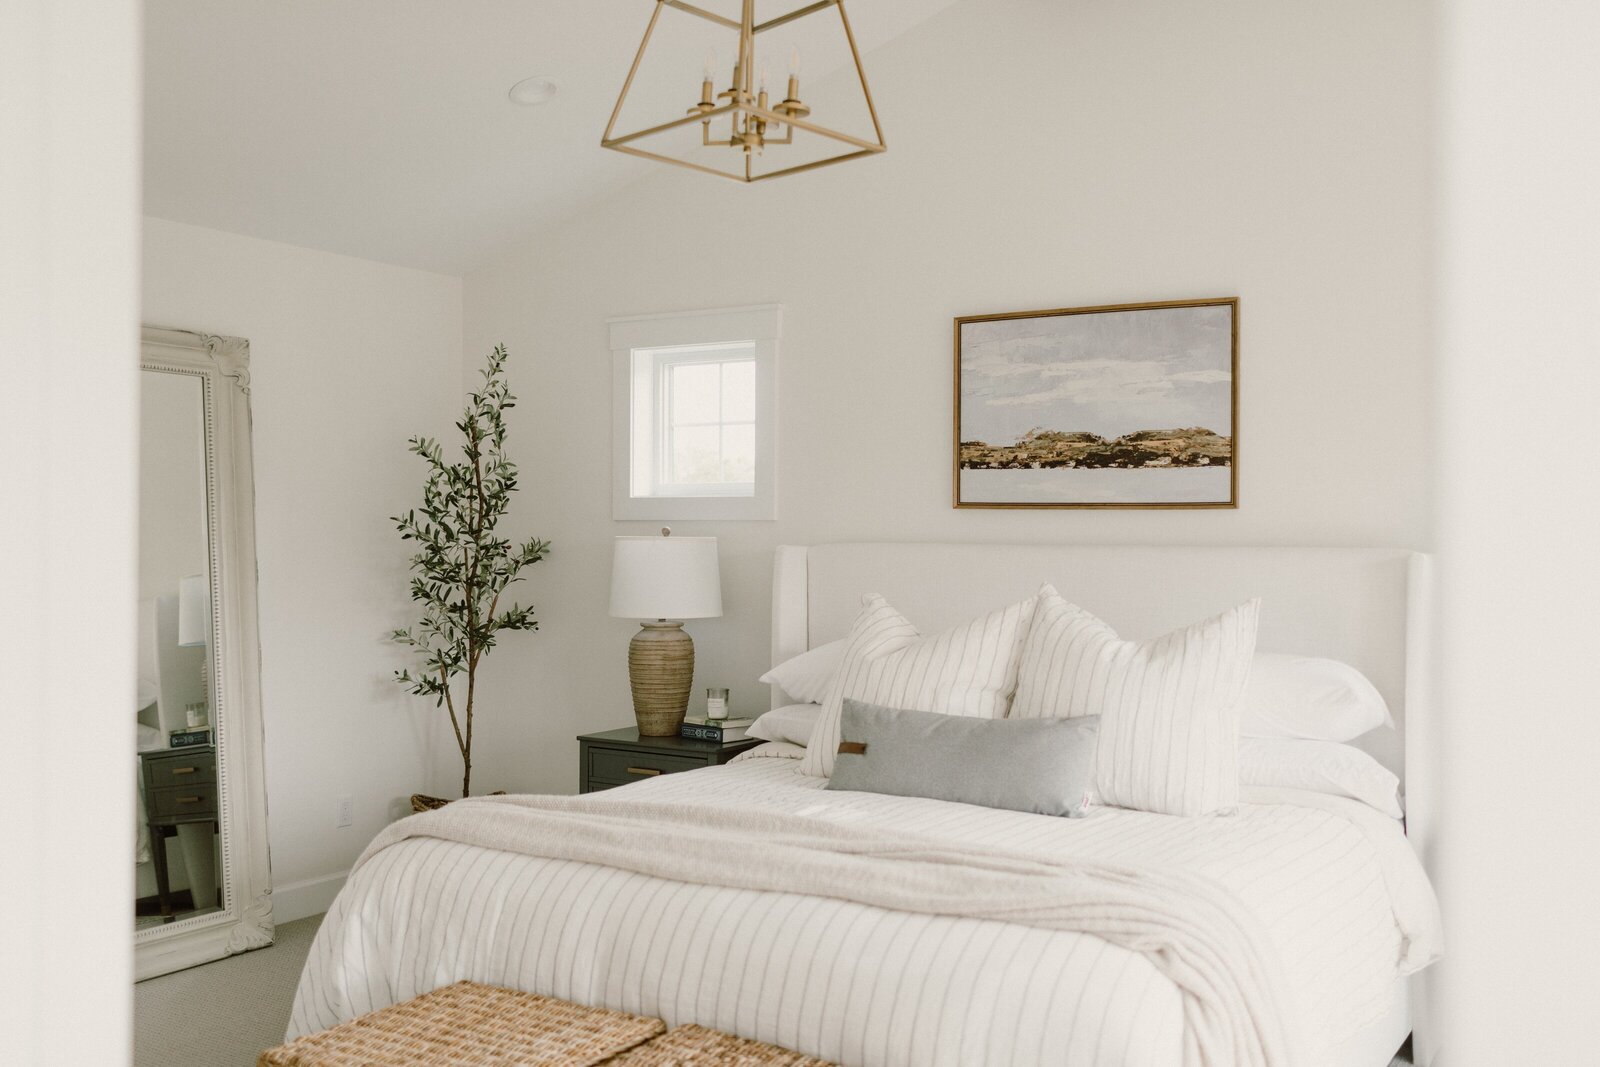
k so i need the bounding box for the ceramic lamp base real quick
[628,621,694,736]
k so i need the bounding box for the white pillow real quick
[748,703,823,747]
[1237,653,1393,742]
[758,640,846,706]
[799,592,1037,779]
[1240,737,1403,818]
[1015,586,1260,816]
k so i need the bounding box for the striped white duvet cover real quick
[289,746,1439,1066]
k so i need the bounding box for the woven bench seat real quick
[258,981,832,1066]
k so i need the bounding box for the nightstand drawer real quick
[144,751,216,789]
[588,747,705,782]
[148,784,217,818]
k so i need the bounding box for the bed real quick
[289,543,1441,1067]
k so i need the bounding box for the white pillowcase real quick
[799,592,1037,779]
[758,640,846,706]
[1018,623,1392,746]
[748,703,823,748]
[1237,652,1393,742]
[1015,586,1260,816]
[1240,737,1403,818]
[757,650,1403,817]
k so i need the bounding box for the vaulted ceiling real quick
[144,1,960,275]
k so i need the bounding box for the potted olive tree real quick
[392,345,550,807]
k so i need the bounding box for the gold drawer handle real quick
[176,796,203,804]
[625,767,662,777]
[172,766,197,775]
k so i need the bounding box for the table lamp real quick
[609,529,722,736]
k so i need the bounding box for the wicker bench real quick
[258,981,833,1066]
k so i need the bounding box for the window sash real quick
[649,344,756,495]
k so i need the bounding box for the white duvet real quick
[289,745,1439,1066]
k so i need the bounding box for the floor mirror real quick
[136,326,272,979]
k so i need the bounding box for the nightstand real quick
[139,745,220,919]
[577,726,760,793]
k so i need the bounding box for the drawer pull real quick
[172,766,197,775]
[625,767,662,777]
[176,796,203,804]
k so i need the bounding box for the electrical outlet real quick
[335,795,353,828]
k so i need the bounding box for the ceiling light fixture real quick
[601,0,885,183]
[508,76,558,105]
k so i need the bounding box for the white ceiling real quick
[144,1,960,276]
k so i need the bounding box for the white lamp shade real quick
[609,535,722,620]
[177,573,210,647]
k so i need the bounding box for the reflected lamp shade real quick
[609,533,721,736]
[177,574,210,648]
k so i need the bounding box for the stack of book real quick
[679,716,756,743]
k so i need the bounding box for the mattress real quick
[289,747,1439,1066]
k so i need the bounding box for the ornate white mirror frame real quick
[136,326,273,979]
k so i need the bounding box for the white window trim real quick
[610,304,779,521]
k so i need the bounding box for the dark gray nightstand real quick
[138,744,219,920]
[577,726,760,793]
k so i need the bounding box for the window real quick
[610,306,778,520]
[649,343,755,495]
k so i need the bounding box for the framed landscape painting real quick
[953,297,1238,509]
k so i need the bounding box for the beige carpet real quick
[134,913,322,1067]
[132,912,1412,1067]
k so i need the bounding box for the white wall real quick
[0,1,140,1064]
[142,218,464,920]
[459,0,1434,797]
[1429,3,1600,1064]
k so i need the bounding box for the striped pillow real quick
[799,592,1037,779]
[1013,587,1260,816]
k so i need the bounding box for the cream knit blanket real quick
[355,794,1300,1067]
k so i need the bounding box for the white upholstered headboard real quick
[769,543,1431,790]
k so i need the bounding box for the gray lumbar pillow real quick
[825,699,1099,817]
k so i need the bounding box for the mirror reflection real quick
[136,369,221,927]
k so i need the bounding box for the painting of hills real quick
[954,299,1237,507]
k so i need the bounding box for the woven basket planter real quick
[409,790,506,814]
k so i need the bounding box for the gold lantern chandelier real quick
[601,0,886,183]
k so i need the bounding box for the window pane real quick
[721,423,755,482]
[669,362,720,425]
[670,425,720,484]
[720,360,755,422]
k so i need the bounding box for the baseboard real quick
[272,871,347,924]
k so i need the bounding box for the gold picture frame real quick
[953,297,1239,509]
